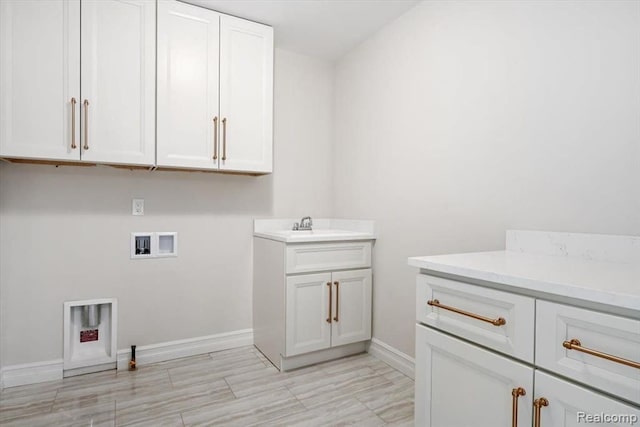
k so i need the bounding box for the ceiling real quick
[183,0,421,61]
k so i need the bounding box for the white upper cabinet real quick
[157,2,273,174]
[219,15,273,173]
[80,0,155,166]
[0,0,80,161]
[0,0,154,166]
[156,0,220,169]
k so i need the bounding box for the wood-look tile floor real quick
[0,346,414,426]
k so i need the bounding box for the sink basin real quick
[254,228,374,243]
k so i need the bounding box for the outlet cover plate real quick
[132,199,144,216]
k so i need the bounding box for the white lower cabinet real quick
[286,269,371,357]
[415,325,533,427]
[253,237,374,370]
[415,273,640,427]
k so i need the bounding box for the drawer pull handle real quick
[533,398,549,427]
[83,99,89,150]
[221,117,227,161]
[563,338,640,369]
[326,282,332,323]
[427,299,506,326]
[333,281,339,322]
[70,98,77,149]
[213,116,218,160]
[511,387,526,427]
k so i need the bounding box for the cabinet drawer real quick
[417,275,535,362]
[286,242,371,274]
[536,300,640,404]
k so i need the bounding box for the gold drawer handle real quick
[533,398,549,427]
[326,282,332,324]
[511,387,526,427]
[563,339,640,369]
[427,299,506,326]
[83,99,89,150]
[70,98,77,149]
[221,117,227,161]
[213,116,218,160]
[333,281,339,322]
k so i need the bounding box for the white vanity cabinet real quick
[254,237,373,371]
[0,0,155,166]
[157,0,273,173]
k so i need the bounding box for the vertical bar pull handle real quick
[511,387,526,427]
[326,282,332,323]
[221,118,227,161]
[83,99,89,150]
[533,398,549,427]
[213,116,218,160]
[333,281,340,322]
[70,98,77,149]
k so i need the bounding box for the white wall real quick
[333,0,640,356]
[0,48,334,367]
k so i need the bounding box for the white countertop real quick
[408,231,640,313]
[253,218,376,243]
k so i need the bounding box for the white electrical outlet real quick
[132,199,144,216]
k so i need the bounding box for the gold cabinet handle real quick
[427,299,506,326]
[333,281,339,322]
[511,387,526,427]
[83,99,89,150]
[213,116,218,160]
[563,338,640,369]
[221,117,227,161]
[533,398,549,427]
[70,98,77,149]
[326,282,332,323]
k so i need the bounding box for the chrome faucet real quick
[293,216,313,231]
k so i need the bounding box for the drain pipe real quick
[129,345,137,371]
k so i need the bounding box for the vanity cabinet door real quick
[0,0,80,161]
[330,269,372,347]
[415,325,533,427]
[285,273,332,356]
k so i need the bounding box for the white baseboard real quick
[1,359,63,389]
[367,338,415,379]
[116,328,254,370]
[1,329,253,389]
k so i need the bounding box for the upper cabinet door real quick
[219,15,273,173]
[80,0,155,166]
[0,0,80,161]
[157,1,220,170]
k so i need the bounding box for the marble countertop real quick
[408,231,640,313]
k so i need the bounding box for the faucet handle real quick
[292,222,299,230]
